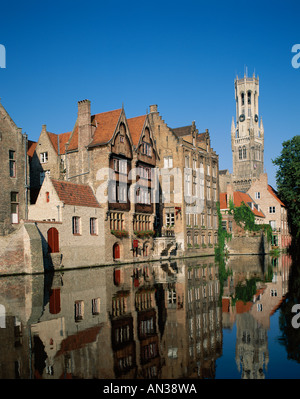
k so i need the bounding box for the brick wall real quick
[226,232,269,255]
[0,222,43,275]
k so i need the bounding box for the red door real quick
[113,243,120,259]
[48,228,59,253]
[49,288,61,314]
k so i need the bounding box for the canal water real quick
[0,254,299,379]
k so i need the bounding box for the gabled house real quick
[127,114,158,257]
[219,183,265,236]
[247,173,291,248]
[28,175,105,268]
[148,104,219,253]
[31,100,159,263]
[29,124,71,203]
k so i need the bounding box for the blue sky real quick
[1,0,300,188]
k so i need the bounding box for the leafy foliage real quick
[231,278,258,305]
[231,201,272,242]
[215,202,231,259]
[272,135,300,243]
[233,201,256,231]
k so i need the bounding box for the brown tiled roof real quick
[51,179,100,208]
[127,115,147,146]
[89,108,122,147]
[172,125,193,137]
[268,185,285,207]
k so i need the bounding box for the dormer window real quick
[120,135,124,143]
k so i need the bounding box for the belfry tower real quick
[231,72,264,192]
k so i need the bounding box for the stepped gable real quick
[51,179,100,208]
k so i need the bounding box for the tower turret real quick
[231,71,264,191]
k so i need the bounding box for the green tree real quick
[272,135,300,255]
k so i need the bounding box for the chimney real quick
[78,99,91,149]
[149,104,158,113]
[226,183,234,208]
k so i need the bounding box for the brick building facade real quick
[0,100,28,236]
[148,104,219,253]
[247,173,291,248]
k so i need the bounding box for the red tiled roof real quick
[219,191,265,218]
[47,131,59,153]
[268,185,285,207]
[59,132,72,154]
[89,108,122,147]
[51,179,100,208]
[236,300,253,314]
[55,326,101,357]
[66,124,78,152]
[219,192,227,210]
[127,115,147,146]
[27,140,37,158]
[46,131,72,155]
[222,298,230,313]
[234,191,265,218]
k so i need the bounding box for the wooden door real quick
[47,228,59,253]
[113,243,120,259]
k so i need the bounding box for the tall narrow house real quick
[0,100,28,235]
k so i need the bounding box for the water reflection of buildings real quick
[0,254,291,379]
[0,257,222,379]
[222,253,292,379]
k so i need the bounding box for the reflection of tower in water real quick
[235,313,269,379]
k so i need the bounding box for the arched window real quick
[243,146,247,159]
[47,227,59,253]
[241,93,245,106]
[248,91,251,104]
